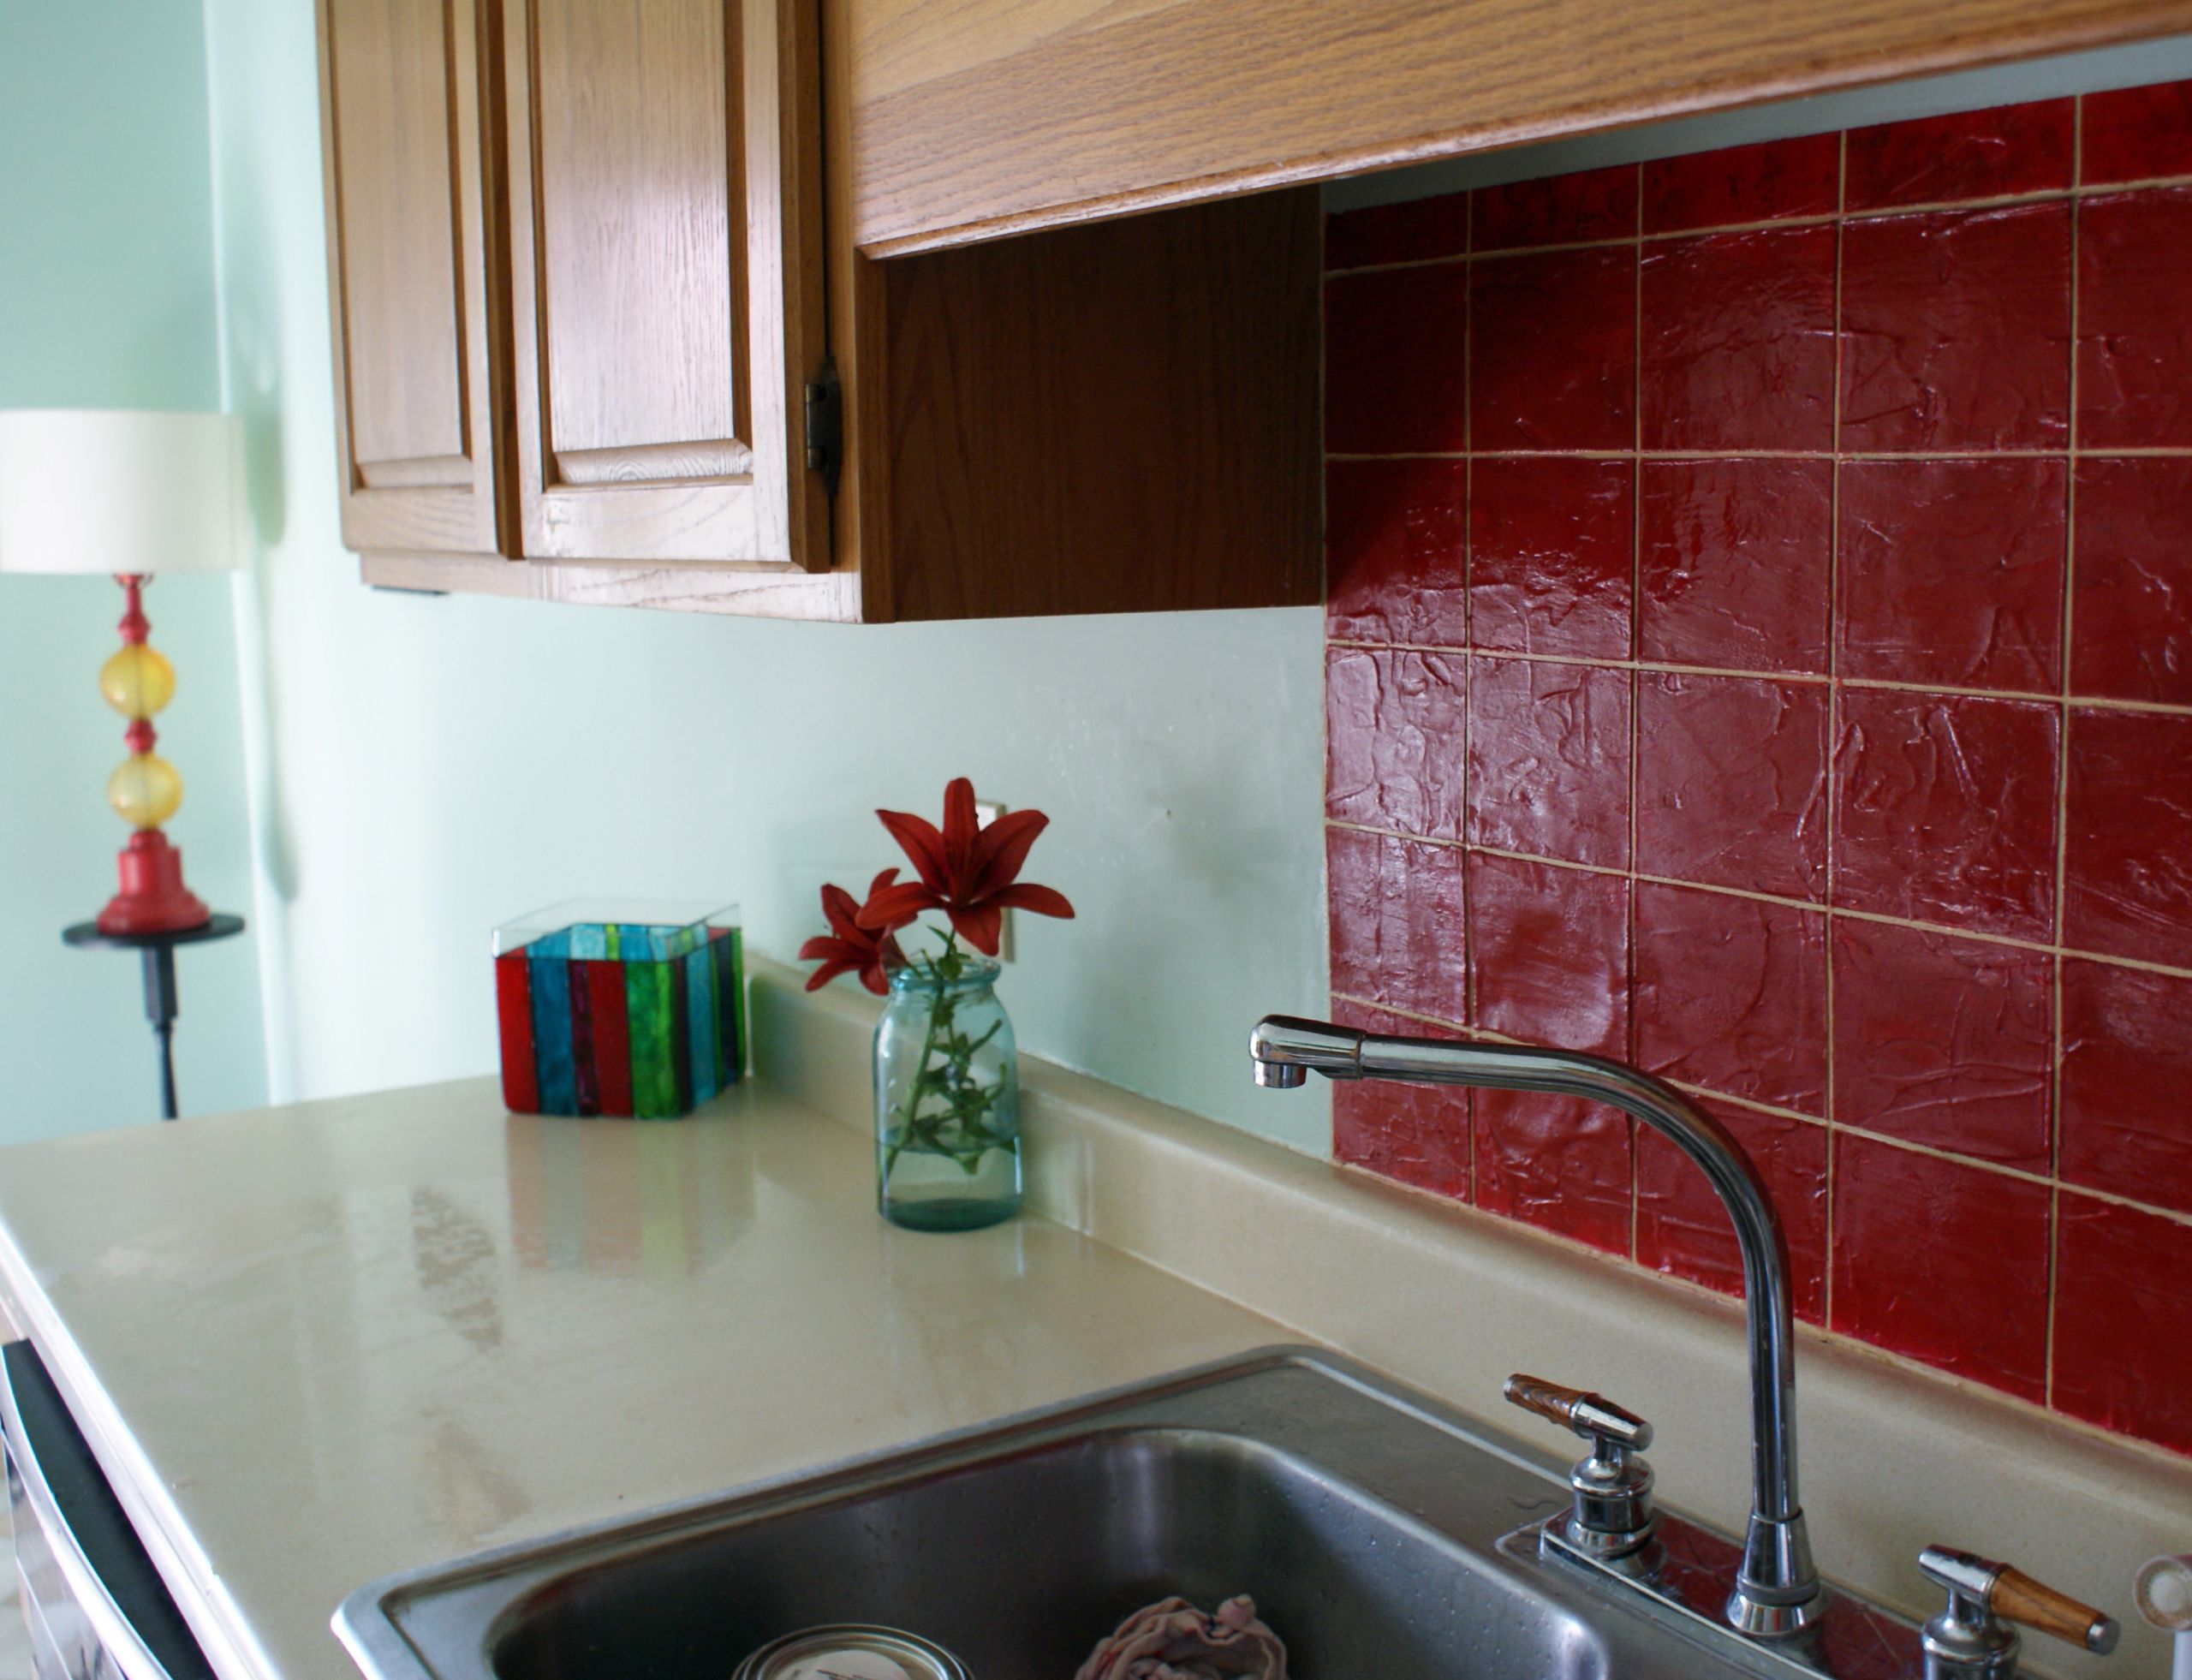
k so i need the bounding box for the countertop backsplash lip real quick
[1321,75,2192,1459]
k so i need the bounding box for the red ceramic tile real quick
[1469,245,1637,451]
[2081,79,2192,187]
[1642,134,1841,235]
[2064,708,2192,967]
[1474,1090,1634,1255]
[1634,882,1828,1114]
[2073,456,2192,706]
[1330,999,1471,1200]
[1833,691,2059,941]
[1829,1135,2051,1402]
[1840,202,2072,450]
[1467,851,1629,1052]
[1832,920,2053,1171]
[2078,188,2192,449]
[1636,673,1830,900]
[1641,225,1838,450]
[1325,647,1468,842]
[1325,264,1469,453]
[1473,164,1637,250]
[1845,99,2074,210]
[1325,194,1470,270]
[1325,825,1468,1022]
[1635,1105,1828,1323]
[1837,458,2068,692]
[2053,1193,2192,1454]
[1637,459,1832,674]
[2060,959,2192,1216]
[1468,458,1633,658]
[1325,458,1469,646]
[1466,656,1632,869]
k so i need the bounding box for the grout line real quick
[1330,446,2192,462]
[1320,170,2192,277]
[1629,160,1646,1266]
[1325,819,2192,983]
[1331,987,2192,1233]
[1462,229,1478,1206]
[2046,101,2087,1410]
[1327,638,2192,718]
[1823,125,1849,1331]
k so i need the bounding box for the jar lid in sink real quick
[732,1624,970,1680]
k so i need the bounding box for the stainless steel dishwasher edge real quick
[3,1341,213,1680]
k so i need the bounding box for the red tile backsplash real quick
[1831,919,2053,1171]
[1832,690,2059,941]
[1839,203,2072,451]
[1469,246,1637,451]
[1642,134,1841,235]
[1844,100,2075,210]
[1321,84,2192,1457]
[2077,187,2192,448]
[1634,882,1829,1115]
[1468,457,1633,658]
[2071,456,2192,705]
[1635,672,1830,901]
[1836,458,2068,693]
[1325,264,1469,453]
[2053,1194,2192,1454]
[1641,225,1838,450]
[1830,1134,2052,1402]
[2064,708,2192,966]
[1466,657,1632,867]
[1638,458,1832,674]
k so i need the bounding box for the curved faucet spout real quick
[1249,1012,1823,1635]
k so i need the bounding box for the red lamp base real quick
[97,831,211,937]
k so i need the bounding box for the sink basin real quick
[337,1349,1766,1680]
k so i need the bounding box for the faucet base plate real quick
[1508,1511,1923,1680]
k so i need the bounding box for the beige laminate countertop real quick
[0,1078,1281,1680]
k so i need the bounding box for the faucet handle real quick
[1506,1373,1656,1558]
[1504,1373,1653,1451]
[1919,1546,2118,1678]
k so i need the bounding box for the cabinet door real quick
[503,0,829,569]
[318,0,507,555]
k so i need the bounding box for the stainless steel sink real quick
[335,1349,1799,1680]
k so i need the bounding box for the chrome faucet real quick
[1248,1014,1822,1637]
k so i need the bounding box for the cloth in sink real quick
[1073,1595,1288,1680]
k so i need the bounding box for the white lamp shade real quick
[0,409,246,576]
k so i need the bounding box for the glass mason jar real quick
[873,956,1022,1230]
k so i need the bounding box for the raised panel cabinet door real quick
[503,0,830,569]
[317,0,507,555]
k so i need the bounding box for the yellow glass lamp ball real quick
[100,644,176,719]
[108,753,184,831]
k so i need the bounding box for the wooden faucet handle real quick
[1991,1566,2119,1654]
[1504,1373,1653,1451]
[1921,1546,2120,1655]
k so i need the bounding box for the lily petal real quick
[942,777,980,867]
[950,901,1005,956]
[966,808,1048,898]
[992,881,1075,919]
[876,809,950,891]
[856,880,942,928]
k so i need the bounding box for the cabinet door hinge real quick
[804,361,843,497]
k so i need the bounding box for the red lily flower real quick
[856,777,1075,957]
[798,869,912,994]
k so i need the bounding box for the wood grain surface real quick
[838,0,2192,253]
[319,0,509,553]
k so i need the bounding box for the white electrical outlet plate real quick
[973,798,1014,962]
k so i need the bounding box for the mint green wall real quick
[200,0,1333,1150]
[0,3,267,1137]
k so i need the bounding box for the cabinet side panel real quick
[879,189,1320,621]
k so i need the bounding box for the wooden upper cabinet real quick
[318,0,506,555]
[501,0,829,569]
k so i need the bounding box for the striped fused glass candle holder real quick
[493,900,743,1118]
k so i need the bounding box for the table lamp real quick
[0,409,246,935]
